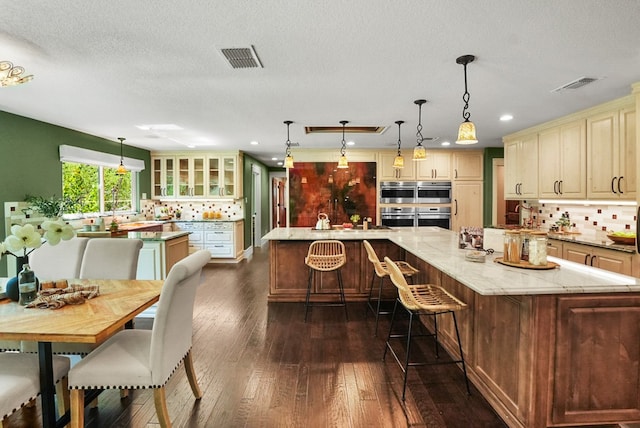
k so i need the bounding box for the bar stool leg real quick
[336,268,348,321]
[433,313,440,358]
[304,267,314,323]
[452,311,471,395]
[373,276,386,336]
[401,310,415,401]
[383,298,400,361]
[365,270,377,318]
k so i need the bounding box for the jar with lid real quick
[503,230,521,263]
[528,231,548,266]
[520,229,533,261]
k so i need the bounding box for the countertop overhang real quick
[262,226,640,296]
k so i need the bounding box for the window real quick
[62,163,134,214]
[58,145,145,215]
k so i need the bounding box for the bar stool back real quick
[363,240,418,336]
[382,256,471,400]
[304,240,348,322]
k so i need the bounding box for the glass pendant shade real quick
[284,154,294,169]
[116,162,127,175]
[393,155,404,169]
[413,145,426,160]
[456,120,478,145]
[337,120,349,169]
[337,154,349,169]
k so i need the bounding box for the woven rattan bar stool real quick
[304,240,348,322]
[382,256,471,400]
[363,240,419,336]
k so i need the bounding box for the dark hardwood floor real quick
[9,246,509,428]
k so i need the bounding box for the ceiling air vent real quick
[220,46,263,69]
[551,76,600,93]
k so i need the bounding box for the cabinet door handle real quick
[553,180,558,194]
[618,176,623,194]
[611,177,617,194]
[584,254,590,265]
[558,180,563,195]
[590,255,596,266]
[454,199,458,216]
[455,169,458,179]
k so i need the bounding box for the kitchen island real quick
[263,226,640,428]
[125,231,191,280]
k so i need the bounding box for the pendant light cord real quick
[284,120,293,157]
[395,120,404,155]
[414,99,426,147]
[461,62,471,121]
[340,121,347,155]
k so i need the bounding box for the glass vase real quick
[18,263,38,306]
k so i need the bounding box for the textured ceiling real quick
[1,0,640,167]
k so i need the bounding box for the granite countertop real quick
[170,218,244,223]
[547,232,636,253]
[124,231,191,241]
[262,226,640,296]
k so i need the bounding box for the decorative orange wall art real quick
[289,162,377,227]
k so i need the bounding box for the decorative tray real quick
[494,257,560,270]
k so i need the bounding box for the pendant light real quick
[412,99,427,160]
[116,137,127,174]
[283,120,294,169]
[337,120,349,169]
[392,120,405,169]
[455,54,478,145]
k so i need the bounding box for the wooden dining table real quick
[0,278,163,428]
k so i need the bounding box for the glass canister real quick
[18,263,38,306]
[503,230,521,263]
[520,229,532,261]
[528,231,548,266]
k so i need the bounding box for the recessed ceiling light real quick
[136,124,183,131]
[250,141,259,145]
[441,141,450,146]
[271,157,278,161]
[277,161,283,166]
[500,114,513,121]
[187,145,196,148]
[346,141,355,146]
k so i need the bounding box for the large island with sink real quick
[263,226,640,428]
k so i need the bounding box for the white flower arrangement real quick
[0,220,76,259]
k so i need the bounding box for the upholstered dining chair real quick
[362,240,419,336]
[20,238,144,355]
[0,352,70,427]
[68,249,211,428]
[79,237,144,280]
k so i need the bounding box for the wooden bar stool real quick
[363,240,418,336]
[382,256,470,401]
[304,240,348,322]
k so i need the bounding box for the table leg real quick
[38,341,56,428]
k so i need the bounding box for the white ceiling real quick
[2,0,640,167]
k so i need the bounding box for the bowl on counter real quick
[606,234,636,245]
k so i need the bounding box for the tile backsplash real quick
[521,201,636,234]
[140,199,244,220]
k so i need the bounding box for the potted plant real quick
[25,195,77,219]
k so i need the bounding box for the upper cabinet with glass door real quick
[151,152,243,200]
[207,154,242,198]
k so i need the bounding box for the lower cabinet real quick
[173,220,244,261]
[562,241,633,275]
[136,235,190,280]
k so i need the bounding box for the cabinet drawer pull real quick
[611,177,617,194]
[618,176,623,194]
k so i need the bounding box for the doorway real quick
[271,176,287,228]
[252,164,262,247]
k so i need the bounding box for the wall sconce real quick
[455,54,478,145]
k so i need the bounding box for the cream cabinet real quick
[177,156,206,198]
[416,151,452,180]
[452,150,483,181]
[586,106,636,200]
[377,151,416,180]
[504,134,538,199]
[151,156,177,198]
[538,120,586,198]
[546,240,563,258]
[451,181,483,231]
[151,152,242,199]
[562,241,633,275]
[207,155,242,198]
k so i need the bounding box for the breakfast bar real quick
[263,226,640,428]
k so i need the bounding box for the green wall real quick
[482,147,504,227]
[242,154,270,250]
[0,110,151,275]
